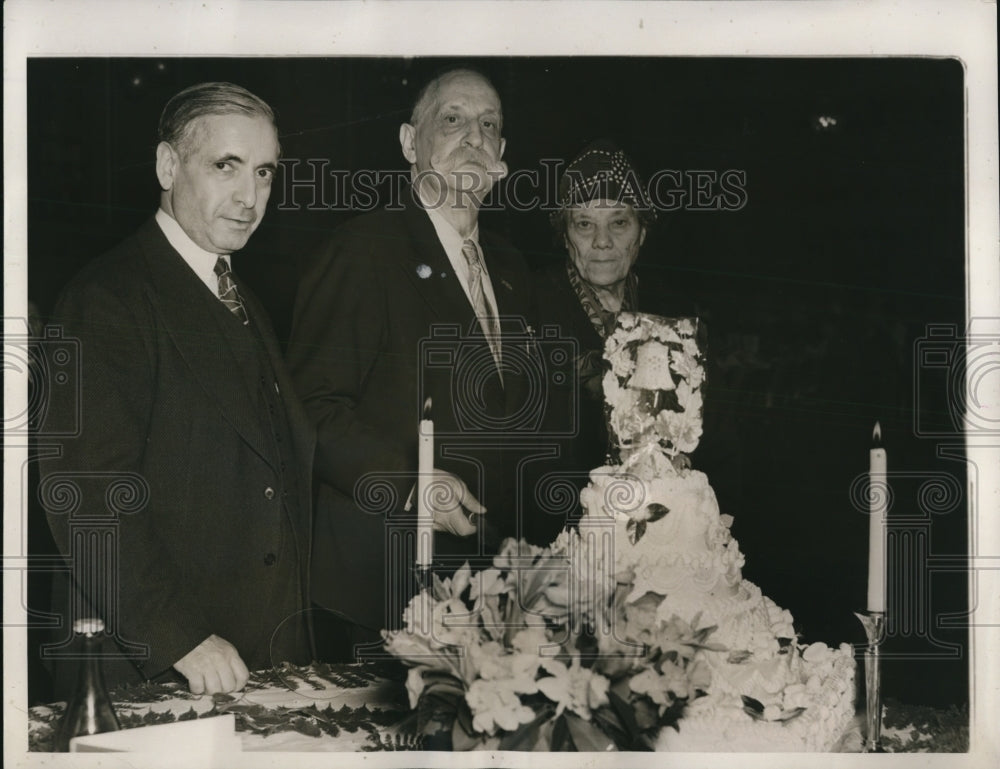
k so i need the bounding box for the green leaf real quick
[451,717,484,751]
[774,707,807,723]
[741,695,765,719]
[592,705,628,746]
[608,690,641,741]
[693,623,719,644]
[655,696,689,731]
[421,675,466,701]
[455,698,475,738]
[627,519,646,545]
[497,709,549,751]
[645,503,670,523]
[565,712,616,752]
[550,713,575,751]
[417,688,459,735]
[290,716,322,738]
[312,660,333,679]
[632,696,659,731]
[212,692,237,704]
[533,719,556,751]
[431,574,450,602]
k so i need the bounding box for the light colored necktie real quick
[214,257,249,325]
[461,239,502,374]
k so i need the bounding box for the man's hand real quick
[426,469,485,537]
[173,634,250,695]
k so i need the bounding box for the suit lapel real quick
[479,233,523,320]
[480,231,538,412]
[241,284,316,494]
[133,220,275,468]
[398,191,479,331]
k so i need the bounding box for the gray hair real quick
[409,68,502,131]
[158,82,276,158]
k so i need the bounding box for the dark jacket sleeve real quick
[42,278,214,677]
[286,228,412,501]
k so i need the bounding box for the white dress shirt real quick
[419,194,501,325]
[155,208,232,298]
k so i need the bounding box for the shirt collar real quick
[416,186,480,253]
[155,209,229,291]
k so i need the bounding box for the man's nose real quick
[233,170,257,208]
[463,121,484,148]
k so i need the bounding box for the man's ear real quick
[155,141,177,191]
[399,123,418,165]
[639,225,647,249]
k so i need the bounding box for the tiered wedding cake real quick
[579,313,856,751]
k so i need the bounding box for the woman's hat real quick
[557,138,653,211]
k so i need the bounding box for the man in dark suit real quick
[288,69,538,657]
[41,82,314,696]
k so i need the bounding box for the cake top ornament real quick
[603,312,705,466]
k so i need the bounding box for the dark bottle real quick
[54,618,121,751]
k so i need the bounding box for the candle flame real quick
[872,421,882,443]
[423,397,432,419]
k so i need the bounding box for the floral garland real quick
[602,313,704,460]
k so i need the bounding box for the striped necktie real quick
[461,239,502,374]
[214,257,249,325]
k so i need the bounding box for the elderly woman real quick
[545,140,665,392]
[525,139,722,545]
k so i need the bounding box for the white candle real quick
[867,422,887,613]
[416,398,434,569]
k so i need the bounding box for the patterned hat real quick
[557,138,653,211]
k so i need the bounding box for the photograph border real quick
[4,2,998,768]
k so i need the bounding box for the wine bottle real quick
[54,617,121,751]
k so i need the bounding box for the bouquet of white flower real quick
[382,533,722,751]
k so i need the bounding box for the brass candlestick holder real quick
[854,610,887,752]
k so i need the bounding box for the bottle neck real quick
[78,634,106,685]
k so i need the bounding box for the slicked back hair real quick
[158,81,277,158]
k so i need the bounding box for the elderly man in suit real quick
[288,68,538,658]
[41,82,314,696]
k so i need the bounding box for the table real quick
[29,661,415,753]
[28,662,968,753]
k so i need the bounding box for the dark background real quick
[26,57,968,708]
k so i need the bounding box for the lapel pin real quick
[416,264,432,279]
[501,278,513,291]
